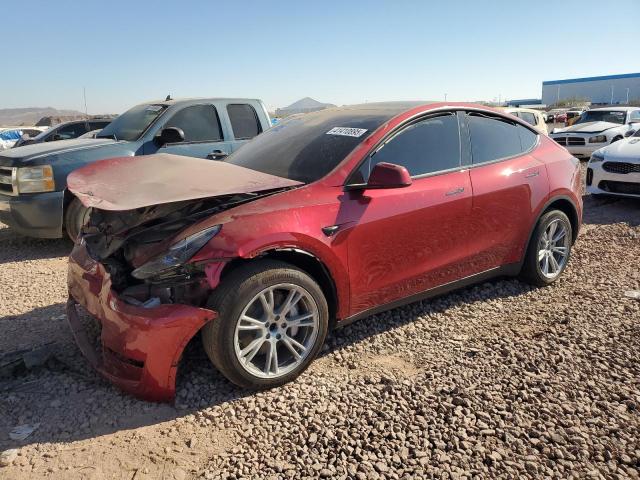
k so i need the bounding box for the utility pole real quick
[626,88,630,104]
[83,87,88,115]
[444,93,447,102]
[610,85,614,105]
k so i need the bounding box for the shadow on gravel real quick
[582,194,640,226]
[0,225,72,265]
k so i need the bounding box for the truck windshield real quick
[574,110,626,125]
[97,104,167,141]
[225,107,405,183]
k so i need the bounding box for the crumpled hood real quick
[68,153,303,210]
[553,121,620,135]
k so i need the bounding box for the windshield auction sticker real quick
[326,127,368,137]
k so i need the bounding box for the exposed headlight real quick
[131,225,221,280]
[589,152,605,163]
[16,165,55,193]
[588,135,607,144]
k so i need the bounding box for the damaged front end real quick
[81,193,256,308]
[64,153,303,400]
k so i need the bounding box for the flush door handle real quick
[445,187,465,196]
[525,171,540,178]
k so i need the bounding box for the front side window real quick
[354,114,461,183]
[227,104,262,140]
[629,110,640,122]
[468,113,537,164]
[164,104,223,143]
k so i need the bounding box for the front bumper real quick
[0,191,64,238]
[586,162,640,198]
[66,243,217,402]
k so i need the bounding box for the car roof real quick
[135,97,265,108]
[590,106,638,111]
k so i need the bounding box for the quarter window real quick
[165,104,222,142]
[630,110,640,122]
[468,113,537,164]
[356,113,461,182]
[227,104,262,140]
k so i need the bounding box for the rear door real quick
[156,103,234,159]
[465,111,548,273]
[343,111,474,315]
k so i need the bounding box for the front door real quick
[154,103,235,159]
[342,112,474,315]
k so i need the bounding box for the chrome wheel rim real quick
[233,283,319,379]
[538,219,570,279]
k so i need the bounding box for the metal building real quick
[541,73,640,106]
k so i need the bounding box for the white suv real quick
[550,107,640,159]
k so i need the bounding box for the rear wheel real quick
[202,260,328,389]
[64,198,90,242]
[519,210,572,287]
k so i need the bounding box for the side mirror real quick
[156,127,185,145]
[366,162,412,189]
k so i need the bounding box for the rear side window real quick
[358,113,461,181]
[165,104,222,142]
[519,112,537,126]
[90,120,111,130]
[468,113,537,164]
[50,122,88,140]
[227,104,262,140]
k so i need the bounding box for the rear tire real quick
[202,260,329,389]
[64,198,90,242]
[519,210,572,287]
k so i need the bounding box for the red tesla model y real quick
[66,102,582,401]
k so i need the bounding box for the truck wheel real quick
[64,198,90,242]
[519,210,573,287]
[202,260,328,389]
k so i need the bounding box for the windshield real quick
[97,104,167,141]
[225,107,406,183]
[574,110,626,125]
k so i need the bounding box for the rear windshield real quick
[225,109,398,183]
[574,110,626,125]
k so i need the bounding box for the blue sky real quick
[2,0,638,114]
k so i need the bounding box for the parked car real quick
[546,109,567,124]
[586,130,640,198]
[550,107,640,159]
[0,127,46,150]
[12,119,113,148]
[500,107,548,134]
[0,98,270,240]
[565,109,585,126]
[65,102,583,401]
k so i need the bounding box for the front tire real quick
[519,210,573,287]
[64,198,90,242]
[202,260,329,389]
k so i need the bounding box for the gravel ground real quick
[1,175,639,479]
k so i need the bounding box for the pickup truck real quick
[0,98,271,239]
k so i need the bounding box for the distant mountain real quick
[0,107,88,127]
[275,97,336,117]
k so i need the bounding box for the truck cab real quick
[0,98,271,239]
